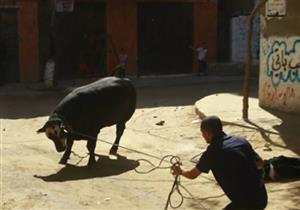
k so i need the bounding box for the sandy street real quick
[1,77,300,210]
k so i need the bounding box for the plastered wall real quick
[231,15,259,62]
[259,0,300,114]
[259,36,300,113]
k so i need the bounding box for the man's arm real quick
[246,140,264,170]
[189,46,198,51]
[256,154,265,170]
[172,165,202,179]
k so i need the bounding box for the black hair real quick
[200,116,223,135]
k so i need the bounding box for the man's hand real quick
[171,164,182,176]
[172,165,202,179]
[256,158,265,170]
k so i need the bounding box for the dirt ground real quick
[1,76,300,210]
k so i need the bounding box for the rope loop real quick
[67,133,209,210]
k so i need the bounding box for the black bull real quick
[37,77,136,165]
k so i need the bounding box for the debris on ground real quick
[156,120,165,126]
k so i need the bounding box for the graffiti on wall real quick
[262,81,300,109]
[231,16,260,62]
[267,39,300,87]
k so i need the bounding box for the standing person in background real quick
[112,48,128,78]
[172,116,268,210]
[118,47,128,77]
[190,42,208,76]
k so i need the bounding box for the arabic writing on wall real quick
[262,81,300,110]
[267,39,300,87]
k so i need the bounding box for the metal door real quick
[138,3,193,75]
[54,1,106,79]
[0,10,19,83]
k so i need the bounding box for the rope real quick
[133,154,209,210]
[69,131,210,209]
[15,130,214,209]
[71,151,89,165]
[71,131,165,161]
[134,155,188,209]
[134,155,176,174]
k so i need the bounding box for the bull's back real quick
[55,77,136,132]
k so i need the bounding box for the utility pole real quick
[243,0,268,119]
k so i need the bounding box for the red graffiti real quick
[262,81,298,108]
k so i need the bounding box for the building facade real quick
[259,0,300,114]
[0,0,218,83]
[0,0,39,83]
[217,0,255,62]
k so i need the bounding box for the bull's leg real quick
[59,136,74,164]
[87,138,97,165]
[109,122,125,155]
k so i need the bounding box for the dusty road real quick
[1,76,300,210]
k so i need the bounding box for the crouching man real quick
[172,116,268,210]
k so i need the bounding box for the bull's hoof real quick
[109,147,118,156]
[59,158,67,165]
[88,157,96,166]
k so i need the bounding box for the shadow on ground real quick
[34,154,139,182]
[266,109,300,155]
[0,77,257,119]
[222,108,300,156]
[246,108,300,155]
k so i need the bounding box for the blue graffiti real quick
[267,40,300,87]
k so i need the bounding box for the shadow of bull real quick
[34,154,139,182]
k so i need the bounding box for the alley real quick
[1,76,300,210]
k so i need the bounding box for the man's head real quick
[200,116,223,144]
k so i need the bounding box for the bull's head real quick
[37,119,67,152]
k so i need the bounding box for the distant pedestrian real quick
[190,42,208,76]
[111,48,128,78]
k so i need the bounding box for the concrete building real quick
[0,0,218,83]
[259,0,300,114]
[217,0,258,62]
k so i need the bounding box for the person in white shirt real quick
[111,48,128,78]
[190,42,208,76]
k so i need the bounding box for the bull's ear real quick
[37,127,46,133]
[37,123,47,133]
[37,119,61,134]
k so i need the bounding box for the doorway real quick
[138,3,193,75]
[54,2,106,79]
[0,10,19,83]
